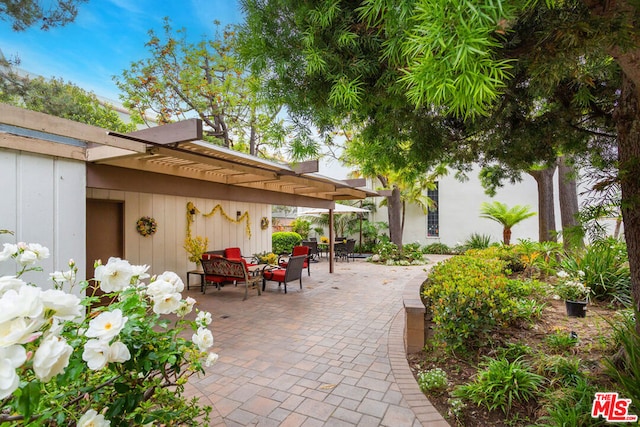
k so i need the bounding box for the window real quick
[427,183,439,237]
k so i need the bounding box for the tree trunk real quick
[613,71,640,334]
[387,186,403,248]
[528,166,557,242]
[503,227,512,245]
[558,156,583,250]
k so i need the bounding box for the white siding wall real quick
[86,188,272,281]
[0,149,86,290]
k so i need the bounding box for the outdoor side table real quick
[186,270,205,291]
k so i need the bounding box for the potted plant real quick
[554,270,592,317]
[184,235,209,269]
[255,251,278,265]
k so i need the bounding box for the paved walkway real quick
[183,257,451,427]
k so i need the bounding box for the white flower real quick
[196,311,212,327]
[156,271,184,293]
[0,285,43,324]
[0,317,44,346]
[41,289,83,321]
[577,270,585,277]
[94,257,134,293]
[49,268,76,284]
[131,264,150,281]
[0,243,17,262]
[77,409,110,427]
[33,334,73,381]
[204,352,219,367]
[556,270,569,279]
[146,279,174,298]
[192,327,214,351]
[152,293,182,314]
[27,243,49,261]
[85,309,128,341]
[175,297,196,317]
[107,341,131,364]
[82,339,110,370]
[0,345,27,399]
[0,276,25,295]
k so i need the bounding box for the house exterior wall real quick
[86,188,272,281]
[0,149,86,289]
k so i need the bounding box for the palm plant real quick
[480,202,536,245]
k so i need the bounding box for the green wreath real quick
[136,216,157,237]
[260,217,270,230]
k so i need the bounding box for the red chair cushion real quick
[263,269,285,282]
[225,247,242,259]
[291,246,309,257]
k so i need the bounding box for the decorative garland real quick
[260,217,270,230]
[186,201,251,239]
[136,216,157,237]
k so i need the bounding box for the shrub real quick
[0,243,214,425]
[423,242,452,254]
[422,256,515,351]
[537,378,603,427]
[289,218,311,239]
[465,245,524,272]
[417,368,448,394]
[545,329,579,354]
[560,237,631,305]
[536,355,585,387]
[463,233,493,250]
[272,231,302,254]
[453,357,545,414]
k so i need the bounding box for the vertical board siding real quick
[86,188,272,281]
[0,150,85,290]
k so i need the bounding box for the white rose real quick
[0,317,44,347]
[107,341,131,364]
[82,339,110,370]
[49,268,76,285]
[27,243,49,260]
[204,352,219,367]
[78,409,111,427]
[0,276,25,295]
[41,289,83,321]
[0,345,27,399]
[146,279,174,298]
[0,285,43,323]
[175,297,196,317]
[152,293,182,314]
[85,309,128,341]
[192,327,214,351]
[0,243,17,262]
[196,311,212,327]
[156,271,184,293]
[94,257,134,293]
[33,334,73,381]
[131,264,150,281]
[16,249,38,266]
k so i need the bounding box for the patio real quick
[182,257,450,427]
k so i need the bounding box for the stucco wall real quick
[86,188,272,281]
[0,149,86,290]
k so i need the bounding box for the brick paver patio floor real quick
[184,256,451,427]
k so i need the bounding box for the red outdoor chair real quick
[262,254,306,294]
[224,247,257,267]
[278,245,311,276]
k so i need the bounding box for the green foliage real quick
[417,368,448,394]
[423,242,453,255]
[479,202,536,245]
[537,355,585,388]
[560,237,631,305]
[0,73,135,132]
[289,218,311,239]
[422,256,515,351]
[604,310,640,416]
[370,241,426,265]
[493,343,532,362]
[272,231,302,255]
[454,357,545,414]
[0,0,86,31]
[537,378,605,427]
[545,330,579,354]
[465,246,523,273]
[463,233,493,250]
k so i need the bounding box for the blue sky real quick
[0,0,242,101]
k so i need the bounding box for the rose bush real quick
[0,242,216,425]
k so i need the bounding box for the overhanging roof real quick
[0,104,375,206]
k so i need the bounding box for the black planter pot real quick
[565,300,588,318]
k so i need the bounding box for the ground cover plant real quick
[411,239,636,426]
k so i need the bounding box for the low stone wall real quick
[403,275,426,353]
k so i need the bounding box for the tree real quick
[0,0,86,31]
[0,56,135,132]
[239,0,640,328]
[480,202,536,245]
[116,19,287,157]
